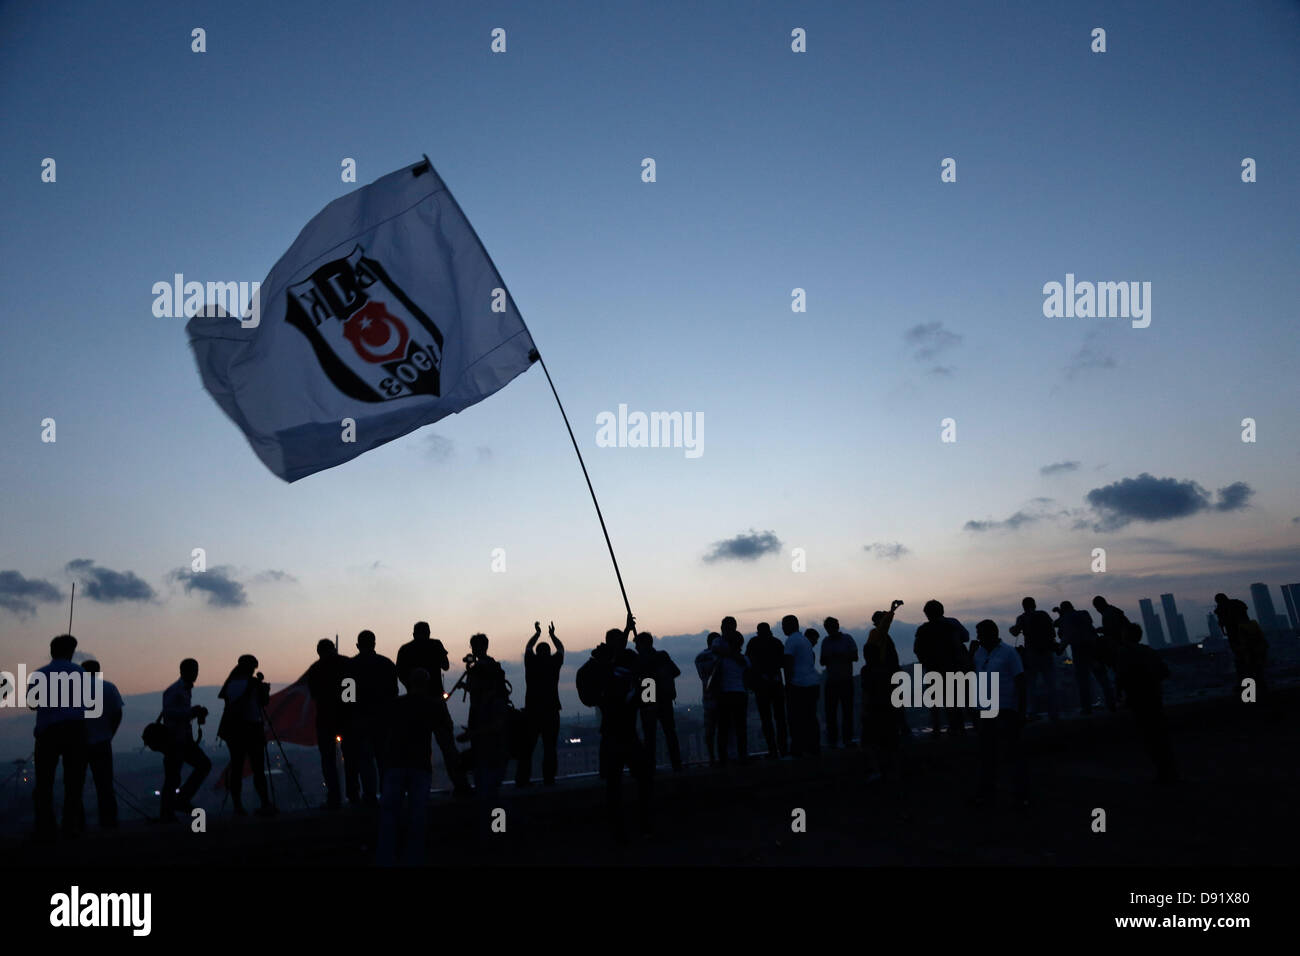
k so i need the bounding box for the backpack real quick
[141,710,171,753]
[576,654,607,707]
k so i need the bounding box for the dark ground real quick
[7,685,1295,868]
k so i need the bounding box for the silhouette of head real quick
[634,632,653,652]
[179,658,199,684]
[871,610,886,626]
[1022,597,1036,611]
[50,634,77,660]
[316,638,335,659]
[406,667,431,696]
[721,616,737,635]
[470,633,489,657]
[606,628,628,651]
[781,615,799,636]
[976,619,999,650]
[922,600,944,622]
[757,622,773,639]
[1059,600,1075,613]
[1213,592,1230,608]
[537,641,552,657]
[727,631,743,651]
[1092,596,1107,612]
[82,659,100,674]
[804,628,819,646]
[357,630,376,652]
[413,621,430,641]
[824,617,839,634]
[708,632,723,652]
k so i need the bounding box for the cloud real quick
[425,433,455,462]
[252,569,297,584]
[1083,474,1253,531]
[864,541,910,560]
[0,570,64,617]
[1213,482,1252,512]
[1064,330,1116,380]
[65,559,156,603]
[904,322,962,361]
[476,445,493,463]
[964,510,1041,533]
[1040,460,1080,476]
[703,529,782,563]
[927,366,954,377]
[170,566,248,608]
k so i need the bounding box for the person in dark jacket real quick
[913,600,967,736]
[376,667,439,865]
[217,654,274,816]
[634,630,682,771]
[1009,597,1060,722]
[517,621,564,786]
[579,614,651,841]
[745,622,789,759]
[820,617,859,748]
[396,622,469,795]
[306,639,348,809]
[861,600,904,778]
[343,630,397,808]
[1114,622,1177,784]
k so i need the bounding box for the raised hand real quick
[548,621,556,639]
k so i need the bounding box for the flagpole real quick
[415,155,634,622]
[67,581,75,634]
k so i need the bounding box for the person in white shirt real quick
[782,615,821,757]
[971,620,1028,809]
[81,660,123,828]
[28,634,88,840]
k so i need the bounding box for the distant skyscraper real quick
[1139,598,1166,647]
[1159,594,1188,645]
[1281,583,1300,631]
[1177,613,1187,644]
[1250,583,1280,635]
[1206,612,1224,643]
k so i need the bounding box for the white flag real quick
[187,158,536,482]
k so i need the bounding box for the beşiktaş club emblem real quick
[286,245,444,402]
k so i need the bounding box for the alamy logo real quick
[50,886,151,936]
[595,404,703,458]
[152,274,261,328]
[891,664,1002,717]
[0,665,102,718]
[1042,273,1151,328]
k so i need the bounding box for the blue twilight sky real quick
[1,0,1298,695]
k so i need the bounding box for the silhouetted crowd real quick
[22,591,1276,857]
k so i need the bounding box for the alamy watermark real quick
[152,273,261,328]
[596,404,703,458]
[1042,273,1150,328]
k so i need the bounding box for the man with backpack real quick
[1009,597,1060,722]
[634,631,682,772]
[577,613,652,841]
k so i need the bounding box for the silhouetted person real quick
[578,614,652,841]
[745,622,788,759]
[913,601,966,736]
[397,622,469,795]
[377,667,438,865]
[28,634,88,840]
[218,654,274,816]
[518,621,564,786]
[782,616,821,757]
[694,633,723,765]
[343,630,397,808]
[160,658,211,822]
[861,601,904,779]
[634,630,683,771]
[715,618,751,766]
[307,639,347,809]
[80,660,123,829]
[1214,593,1268,699]
[1054,601,1114,713]
[971,620,1028,809]
[1114,622,1177,784]
[459,633,511,807]
[1091,596,1128,704]
[1009,597,1059,722]
[820,617,859,749]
